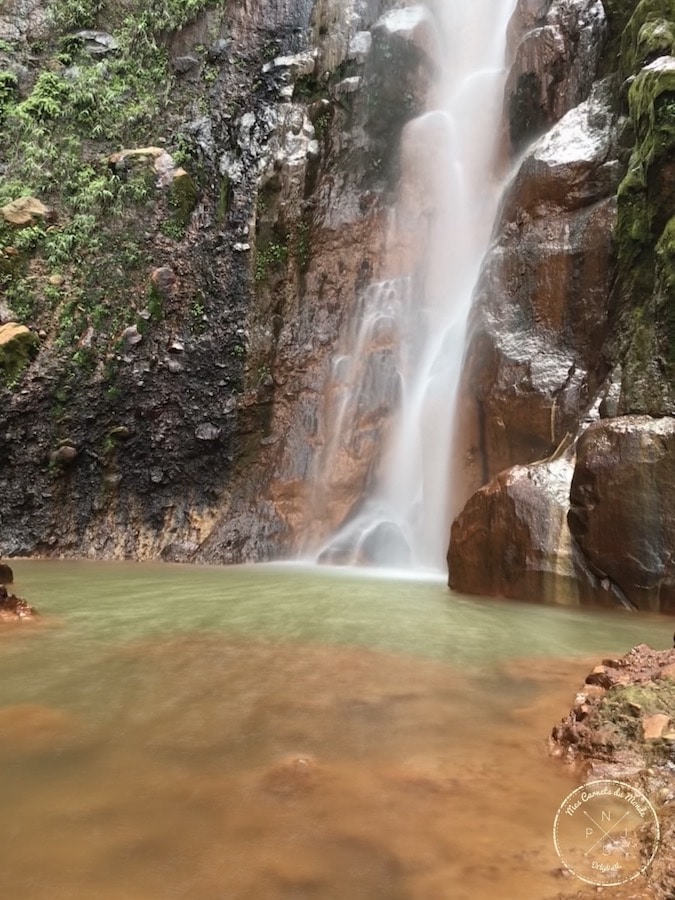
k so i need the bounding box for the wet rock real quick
[260,754,318,795]
[448,457,583,604]
[505,0,607,154]
[150,266,176,296]
[206,38,229,62]
[454,79,622,508]
[559,649,675,777]
[50,444,78,467]
[568,416,675,613]
[0,585,36,621]
[121,324,143,346]
[348,31,372,64]
[195,422,221,441]
[172,55,200,74]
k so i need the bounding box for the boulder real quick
[0,562,13,584]
[568,415,675,613]
[0,322,38,381]
[448,457,583,604]
[0,585,36,621]
[1,196,51,227]
[73,30,119,55]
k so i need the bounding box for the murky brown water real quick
[0,561,671,898]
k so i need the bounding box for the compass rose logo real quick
[553,779,660,886]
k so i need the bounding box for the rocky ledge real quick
[551,644,675,899]
[0,585,36,622]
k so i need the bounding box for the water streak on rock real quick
[308,0,518,571]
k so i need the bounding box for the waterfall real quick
[305,0,518,572]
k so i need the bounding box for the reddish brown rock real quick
[448,457,586,604]
[260,754,318,795]
[150,266,176,296]
[568,416,675,613]
[452,80,621,511]
[642,713,670,740]
[505,0,607,154]
[0,585,36,621]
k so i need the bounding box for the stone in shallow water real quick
[0,585,36,621]
[260,754,318,795]
[360,522,411,568]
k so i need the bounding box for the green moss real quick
[168,170,197,231]
[0,326,39,386]
[254,239,288,283]
[614,39,675,404]
[594,680,675,763]
[146,282,164,322]
[621,0,675,76]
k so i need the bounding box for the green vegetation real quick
[612,2,675,399]
[254,238,288,282]
[593,679,675,763]
[0,0,219,390]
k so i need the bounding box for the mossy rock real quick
[168,168,198,230]
[594,680,675,763]
[621,0,675,76]
[615,58,675,373]
[0,322,39,384]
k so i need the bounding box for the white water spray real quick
[308,0,517,572]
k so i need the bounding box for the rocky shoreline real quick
[550,644,675,899]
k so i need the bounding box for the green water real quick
[8,558,673,658]
[0,560,671,900]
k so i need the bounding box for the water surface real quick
[1,561,671,899]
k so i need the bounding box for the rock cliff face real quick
[449,0,675,612]
[3,0,675,597]
[0,0,429,561]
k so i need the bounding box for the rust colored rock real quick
[659,662,675,680]
[568,416,675,613]
[452,80,620,510]
[585,666,613,689]
[260,754,318,795]
[642,714,671,740]
[448,457,585,604]
[150,266,176,296]
[505,0,607,154]
[0,585,36,621]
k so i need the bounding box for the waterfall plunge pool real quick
[1,560,671,899]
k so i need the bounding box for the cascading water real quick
[306,0,518,572]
